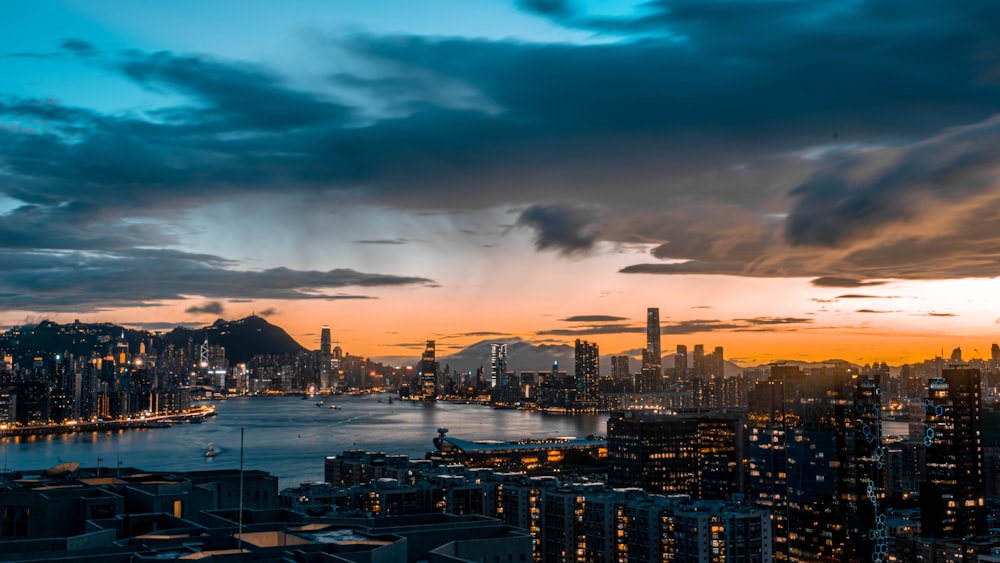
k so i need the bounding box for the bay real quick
[0,394,608,488]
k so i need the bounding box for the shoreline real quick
[0,407,216,439]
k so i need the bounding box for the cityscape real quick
[3,308,1000,562]
[4,1,1000,562]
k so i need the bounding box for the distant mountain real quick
[744,359,863,371]
[160,315,306,364]
[438,340,745,377]
[440,339,575,374]
[0,316,307,366]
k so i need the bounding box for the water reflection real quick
[2,395,608,487]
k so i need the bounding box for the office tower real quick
[922,366,986,538]
[611,355,630,380]
[853,373,886,562]
[642,308,662,378]
[692,344,705,377]
[950,347,963,363]
[675,344,688,372]
[574,339,599,399]
[419,340,438,399]
[992,343,999,375]
[607,410,743,500]
[490,343,508,388]
[320,326,331,355]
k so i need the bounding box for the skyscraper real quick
[921,366,986,538]
[420,340,438,399]
[320,326,331,355]
[490,343,508,388]
[575,339,599,399]
[611,355,630,380]
[642,307,662,378]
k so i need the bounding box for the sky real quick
[2,0,1000,367]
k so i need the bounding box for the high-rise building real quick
[575,340,599,400]
[419,341,438,399]
[692,344,705,377]
[642,308,662,379]
[675,344,688,373]
[607,410,744,500]
[490,343,508,388]
[921,366,985,538]
[611,355,630,380]
[320,326,331,355]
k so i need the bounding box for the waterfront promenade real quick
[0,406,216,438]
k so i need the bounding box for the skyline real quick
[3,1,1000,366]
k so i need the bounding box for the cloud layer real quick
[2,0,1000,320]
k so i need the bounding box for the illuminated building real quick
[320,326,331,355]
[611,355,630,381]
[641,308,662,392]
[574,339,599,401]
[607,410,743,500]
[419,340,438,399]
[431,429,607,471]
[921,366,986,538]
[490,343,508,388]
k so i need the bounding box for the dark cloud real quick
[185,301,225,315]
[120,50,353,131]
[257,308,278,317]
[0,0,998,300]
[660,320,744,335]
[561,315,629,322]
[856,309,899,314]
[456,331,515,337]
[354,238,409,244]
[736,317,813,326]
[922,312,957,317]
[786,115,1000,248]
[538,323,643,336]
[540,316,811,337]
[61,39,96,57]
[836,294,899,299]
[516,203,598,255]
[517,0,571,18]
[811,277,888,288]
[0,248,430,312]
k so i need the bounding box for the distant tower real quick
[320,326,332,355]
[611,355,630,380]
[420,340,438,399]
[675,344,688,372]
[642,308,662,377]
[490,343,508,388]
[319,326,333,389]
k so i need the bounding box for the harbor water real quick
[1,394,607,487]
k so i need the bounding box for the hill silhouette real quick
[0,316,307,366]
[160,315,307,364]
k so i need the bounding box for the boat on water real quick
[205,443,219,458]
[315,401,324,407]
[329,405,341,410]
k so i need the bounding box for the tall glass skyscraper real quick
[642,307,662,379]
[419,340,438,399]
[490,343,507,388]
